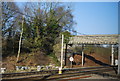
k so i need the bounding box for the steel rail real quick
[1,66,117,80]
[46,68,115,80]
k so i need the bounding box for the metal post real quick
[82,45,84,66]
[71,61,72,68]
[118,35,120,75]
[111,45,114,66]
[61,34,64,69]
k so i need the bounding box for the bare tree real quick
[16,16,24,63]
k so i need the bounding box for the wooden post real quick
[118,35,120,74]
[111,45,114,66]
[61,34,64,69]
[82,44,84,66]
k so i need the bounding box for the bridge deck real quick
[69,34,118,44]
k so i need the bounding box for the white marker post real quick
[59,34,64,74]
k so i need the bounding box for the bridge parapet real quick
[69,34,118,44]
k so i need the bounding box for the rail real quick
[1,66,117,80]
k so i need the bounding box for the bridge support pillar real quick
[82,45,84,66]
[118,35,120,75]
[111,45,114,66]
[82,50,84,66]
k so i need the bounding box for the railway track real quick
[1,66,118,80]
[46,66,118,80]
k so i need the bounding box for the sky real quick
[16,1,118,35]
[71,2,118,35]
[7,0,120,2]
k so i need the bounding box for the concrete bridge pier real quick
[82,44,84,66]
[118,35,120,75]
[111,44,114,66]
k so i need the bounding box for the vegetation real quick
[2,2,117,70]
[71,45,118,60]
[2,2,75,66]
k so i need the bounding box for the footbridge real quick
[69,34,118,45]
[68,34,120,74]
